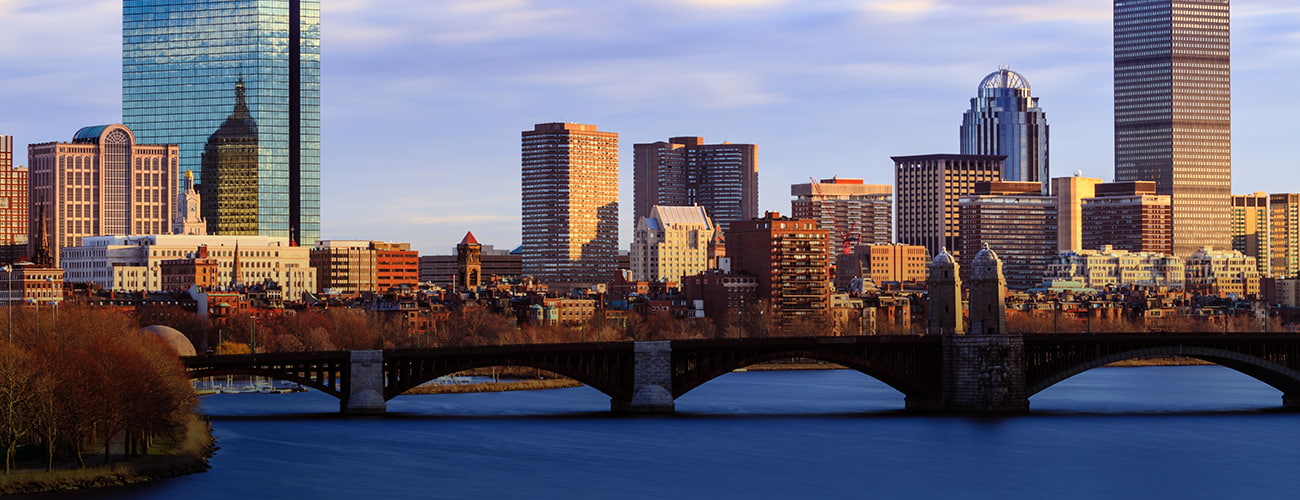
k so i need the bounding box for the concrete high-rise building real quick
[521,123,619,286]
[961,68,1050,192]
[630,205,714,283]
[959,181,1058,290]
[1052,174,1103,253]
[0,135,26,263]
[893,154,1005,260]
[791,178,892,256]
[633,137,757,231]
[1231,192,1269,276]
[726,212,831,326]
[123,0,320,245]
[1270,193,1300,278]
[1114,0,1231,255]
[1082,182,1172,254]
[28,124,179,267]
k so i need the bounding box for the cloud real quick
[663,0,794,7]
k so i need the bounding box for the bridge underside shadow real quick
[382,344,635,403]
[1027,346,1300,408]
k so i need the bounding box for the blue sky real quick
[2,0,1299,255]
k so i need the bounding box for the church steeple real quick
[174,170,207,235]
[31,204,54,268]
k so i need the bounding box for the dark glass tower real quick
[960,68,1049,193]
[1114,0,1231,255]
[123,0,320,246]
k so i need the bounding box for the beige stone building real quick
[1186,247,1262,298]
[28,124,178,266]
[1052,174,1102,253]
[60,234,315,299]
[1044,246,1185,290]
[1231,192,1270,277]
[630,205,715,283]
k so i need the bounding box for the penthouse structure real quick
[790,178,892,256]
[1081,181,1172,254]
[27,124,179,266]
[960,67,1050,192]
[630,205,715,283]
[893,154,1005,260]
[521,123,619,286]
[633,136,758,231]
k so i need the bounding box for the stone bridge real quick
[182,332,1300,414]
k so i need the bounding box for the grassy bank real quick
[405,378,584,395]
[1105,356,1213,367]
[0,415,215,496]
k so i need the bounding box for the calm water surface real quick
[66,366,1300,499]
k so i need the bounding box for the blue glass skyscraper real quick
[123,0,320,245]
[960,68,1049,193]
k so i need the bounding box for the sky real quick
[1,0,1299,255]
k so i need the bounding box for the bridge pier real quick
[1283,394,1300,409]
[343,350,387,415]
[611,341,675,414]
[909,334,1028,413]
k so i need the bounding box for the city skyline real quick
[2,0,1299,254]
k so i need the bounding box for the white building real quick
[1185,247,1262,298]
[61,234,315,300]
[1044,246,1185,290]
[630,205,715,283]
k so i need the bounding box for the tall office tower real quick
[960,68,1050,192]
[790,178,892,256]
[1082,181,1173,254]
[521,123,619,286]
[893,154,1005,260]
[123,0,320,246]
[630,205,714,283]
[27,124,179,266]
[1270,193,1300,278]
[0,135,26,263]
[633,137,758,231]
[1114,0,1231,255]
[726,212,830,327]
[958,181,1058,290]
[1052,174,1103,253]
[1231,192,1269,276]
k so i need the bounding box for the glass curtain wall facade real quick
[123,0,320,245]
[1113,0,1230,256]
[960,68,1049,193]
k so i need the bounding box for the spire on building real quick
[230,241,243,288]
[31,204,53,268]
[174,169,208,235]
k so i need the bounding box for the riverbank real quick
[405,378,584,395]
[0,415,215,496]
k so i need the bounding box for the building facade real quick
[311,240,418,297]
[1052,174,1103,253]
[630,205,715,283]
[60,234,314,299]
[1113,0,1231,255]
[27,124,179,267]
[0,135,26,263]
[521,123,619,286]
[725,213,831,326]
[958,182,1058,290]
[1081,181,1173,254]
[960,68,1050,192]
[790,178,892,256]
[633,137,758,231]
[123,0,321,245]
[893,154,1005,260]
[456,231,482,290]
[1270,193,1300,278]
[835,244,929,290]
[1044,246,1186,290]
[1185,246,1261,298]
[1231,191,1269,276]
[420,244,522,287]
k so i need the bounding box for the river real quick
[66,366,1300,499]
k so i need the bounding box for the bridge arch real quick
[383,360,626,402]
[1028,346,1300,397]
[187,367,343,399]
[672,350,932,401]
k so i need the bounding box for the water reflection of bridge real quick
[182,333,1300,414]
